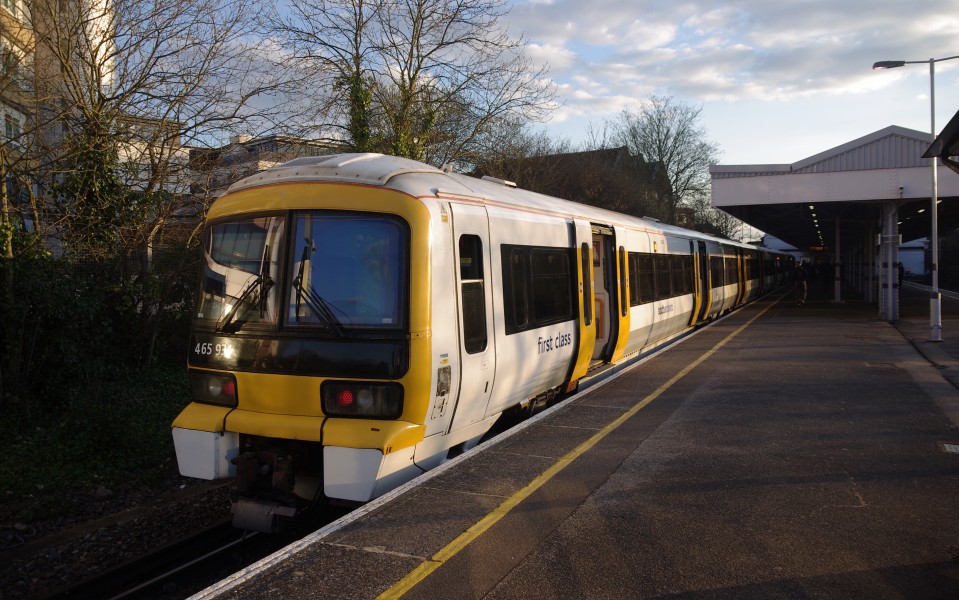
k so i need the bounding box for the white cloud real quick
[506,0,959,162]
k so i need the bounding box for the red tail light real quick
[322,381,403,419]
[336,389,354,407]
[189,370,239,407]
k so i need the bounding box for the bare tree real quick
[685,190,742,239]
[472,125,674,221]
[271,0,380,149]
[611,96,721,221]
[26,0,284,263]
[0,0,287,390]
[272,0,556,166]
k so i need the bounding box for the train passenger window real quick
[459,235,487,354]
[725,257,738,281]
[627,252,654,306]
[507,248,529,329]
[501,244,576,335]
[628,252,641,306]
[671,255,685,295]
[639,254,655,304]
[655,254,671,299]
[671,255,693,295]
[532,249,572,321]
[710,256,724,287]
[503,248,529,329]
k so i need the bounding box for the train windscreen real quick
[194,212,408,334]
[287,212,407,330]
[196,216,284,330]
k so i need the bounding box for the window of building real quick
[5,113,21,140]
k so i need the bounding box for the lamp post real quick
[873,55,959,342]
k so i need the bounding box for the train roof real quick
[225,153,444,190]
[223,153,778,254]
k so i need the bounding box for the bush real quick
[0,367,190,521]
[0,245,199,521]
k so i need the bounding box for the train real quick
[171,153,792,532]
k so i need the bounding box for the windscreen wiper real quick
[216,244,275,334]
[292,239,344,337]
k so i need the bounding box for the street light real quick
[873,54,959,341]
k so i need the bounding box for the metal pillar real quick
[879,203,899,322]
[833,219,842,302]
[865,222,875,304]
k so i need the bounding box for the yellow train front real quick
[172,153,790,532]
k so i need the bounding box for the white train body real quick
[171,154,789,531]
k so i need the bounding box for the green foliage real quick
[0,249,196,406]
[50,117,150,260]
[338,72,374,152]
[0,367,189,521]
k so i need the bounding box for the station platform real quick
[192,284,959,599]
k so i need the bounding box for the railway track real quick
[40,505,353,600]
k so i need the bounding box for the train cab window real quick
[459,235,487,354]
[286,213,407,330]
[198,216,284,326]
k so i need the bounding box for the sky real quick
[502,0,959,166]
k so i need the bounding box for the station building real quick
[710,123,959,324]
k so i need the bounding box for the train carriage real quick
[172,153,791,532]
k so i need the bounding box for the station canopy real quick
[710,125,959,252]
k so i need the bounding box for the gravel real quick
[0,461,233,600]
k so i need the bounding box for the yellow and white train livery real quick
[171,153,790,531]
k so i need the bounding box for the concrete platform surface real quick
[191,285,959,599]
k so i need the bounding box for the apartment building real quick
[1,0,31,151]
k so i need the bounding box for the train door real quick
[590,225,617,363]
[567,219,596,385]
[448,204,496,432]
[693,240,711,325]
[735,247,747,305]
[591,225,630,364]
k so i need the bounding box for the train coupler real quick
[230,448,298,532]
[232,497,297,533]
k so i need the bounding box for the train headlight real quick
[322,382,403,419]
[189,370,238,407]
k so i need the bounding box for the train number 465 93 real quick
[194,342,235,359]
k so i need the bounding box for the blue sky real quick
[504,0,959,165]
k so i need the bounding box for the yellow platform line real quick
[378,299,778,599]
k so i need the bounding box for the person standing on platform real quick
[793,261,808,305]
